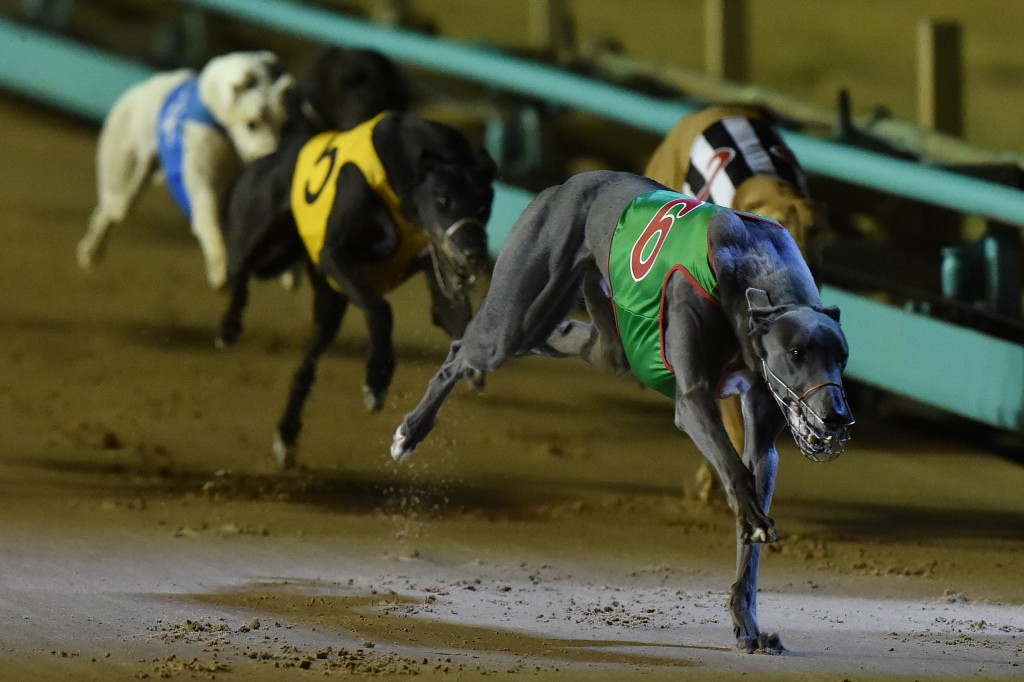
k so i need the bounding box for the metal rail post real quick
[704,0,747,82]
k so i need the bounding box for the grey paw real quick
[738,631,784,654]
[468,369,486,392]
[740,508,777,544]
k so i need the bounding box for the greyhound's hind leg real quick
[394,182,594,461]
[393,251,582,461]
[216,262,252,349]
[391,340,477,461]
[393,266,584,463]
[274,279,348,468]
[78,145,157,269]
[218,198,303,348]
[543,267,628,374]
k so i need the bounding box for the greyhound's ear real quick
[474,148,497,182]
[271,72,296,102]
[260,51,287,81]
[821,305,841,322]
[746,288,772,316]
[746,288,776,342]
[232,70,259,98]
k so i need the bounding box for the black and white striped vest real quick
[684,116,809,207]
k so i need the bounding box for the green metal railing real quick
[183,0,1024,229]
[1,15,1022,432]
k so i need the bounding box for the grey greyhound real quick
[391,170,854,653]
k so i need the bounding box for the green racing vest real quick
[607,190,728,398]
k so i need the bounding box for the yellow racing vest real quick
[290,113,428,294]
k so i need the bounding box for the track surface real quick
[1,97,1022,680]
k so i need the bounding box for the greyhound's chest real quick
[684,116,808,208]
[607,191,725,398]
[291,115,427,294]
[155,77,224,219]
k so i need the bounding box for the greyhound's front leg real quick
[215,261,251,348]
[318,254,394,411]
[662,281,776,544]
[187,185,229,290]
[728,384,786,653]
[275,280,348,468]
[361,296,395,410]
[673,387,776,544]
[183,126,239,290]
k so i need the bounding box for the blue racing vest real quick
[156,77,224,219]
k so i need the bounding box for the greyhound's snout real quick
[819,384,855,428]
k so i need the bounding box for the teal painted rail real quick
[183,0,1024,228]
[0,17,1021,432]
[824,288,1024,431]
[0,19,151,120]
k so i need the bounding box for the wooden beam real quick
[527,0,572,59]
[917,19,963,137]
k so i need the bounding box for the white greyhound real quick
[77,51,294,289]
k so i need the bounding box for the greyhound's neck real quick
[709,219,820,369]
[372,113,414,199]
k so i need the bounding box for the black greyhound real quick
[272,46,412,291]
[284,46,410,136]
[393,171,854,653]
[220,111,496,468]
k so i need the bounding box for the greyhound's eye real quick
[436,195,451,211]
[247,120,258,132]
[790,348,806,363]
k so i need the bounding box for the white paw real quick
[207,267,228,291]
[362,385,384,412]
[76,241,96,270]
[279,270,298,290]
[272,432,296,469]
[390,425,413,462]
[750,528,768,543]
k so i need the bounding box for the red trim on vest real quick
[658,264,722,377]
[607,232,623,357]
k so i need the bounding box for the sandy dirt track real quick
[1,96,1023,680]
